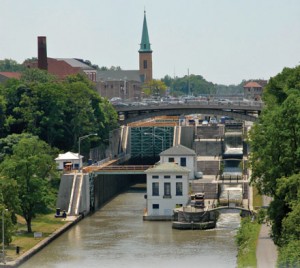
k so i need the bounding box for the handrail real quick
[99,165,153,171]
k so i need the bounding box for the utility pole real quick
[188,68,190,96]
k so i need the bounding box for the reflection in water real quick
[21,189,240,268]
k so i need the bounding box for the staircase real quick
[68,173,83,216]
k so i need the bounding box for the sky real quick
[1,0,300,85]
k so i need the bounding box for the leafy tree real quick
[142,79,167,98]
[0,206,14,245]
[0,133,37,162]
[0,94,7,137]
[98,66,122,71]
[276,174,300,244]
[249,65,300,265]
[0,135,58,233]
[0,59,25,72]
[20,68,56,83]
[0,177,20,224]
[277,240,300,268]
[0,72,117,153]
[249,90,300,196]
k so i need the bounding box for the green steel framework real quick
[131,126,174,158]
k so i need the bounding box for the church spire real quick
[139,10,152,53]
[139,10,153,82]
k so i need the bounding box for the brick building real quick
[243,80,267,101]
[25,36,97,82]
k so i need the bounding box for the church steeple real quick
[139,11,152,53]
[139,10,153,82]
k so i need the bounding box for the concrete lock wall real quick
[194,140,223,156]
[93,174,145,210]
[180,126,195,149]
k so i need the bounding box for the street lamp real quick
[78,133,98,170]
[144,132,164,153]
[2,209,8,264]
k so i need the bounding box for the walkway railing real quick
[98,165,152,171]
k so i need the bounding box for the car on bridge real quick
[216,98,232,105]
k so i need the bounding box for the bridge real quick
[114,101,263,124]
[83,165,152,175]
[210,206,252,215]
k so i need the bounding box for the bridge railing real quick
[99,165,153,171]
[114,99,264,111]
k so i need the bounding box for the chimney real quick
[38,36,48,70]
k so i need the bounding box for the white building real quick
[144,162,190,220]
[55,151,82,170]
[160,144,198,180]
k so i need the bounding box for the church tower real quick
[139,11,153,82]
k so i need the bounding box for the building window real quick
[152,204,159,209]
[180,157,187,166]
[169,157,175,162]
[143,60,147,69]
[152,175,159,179]
[176,182,183,196]
[164,182,171,198]
[164,175,170,179]
[176,175,182,179]
[152,182,159,196]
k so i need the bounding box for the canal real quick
[20,186,240,268]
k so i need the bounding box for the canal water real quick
[21,187,240,268]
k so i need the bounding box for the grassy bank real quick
[235,186,263,268]
[252,186,263,209]
[236,216,261,268]
[5,213,67,263]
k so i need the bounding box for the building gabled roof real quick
[160,144,196,156]
[0,72,22,79]
[53,58,95,70]
[55,151,82,161]
[243,81,262,88]
[145,162,190,174]
[96,70,142,82]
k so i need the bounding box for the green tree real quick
[249,66,300,265]
[249,90,300,196]
[0,94,7,137]
[0,135,58,233]
[277,240,300,268]
[0,206,14,245]
[0,177,20,224]
[0,72,118,153]
[20,68,56,83]
[0,59,25,72]
[142,79,167,98]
